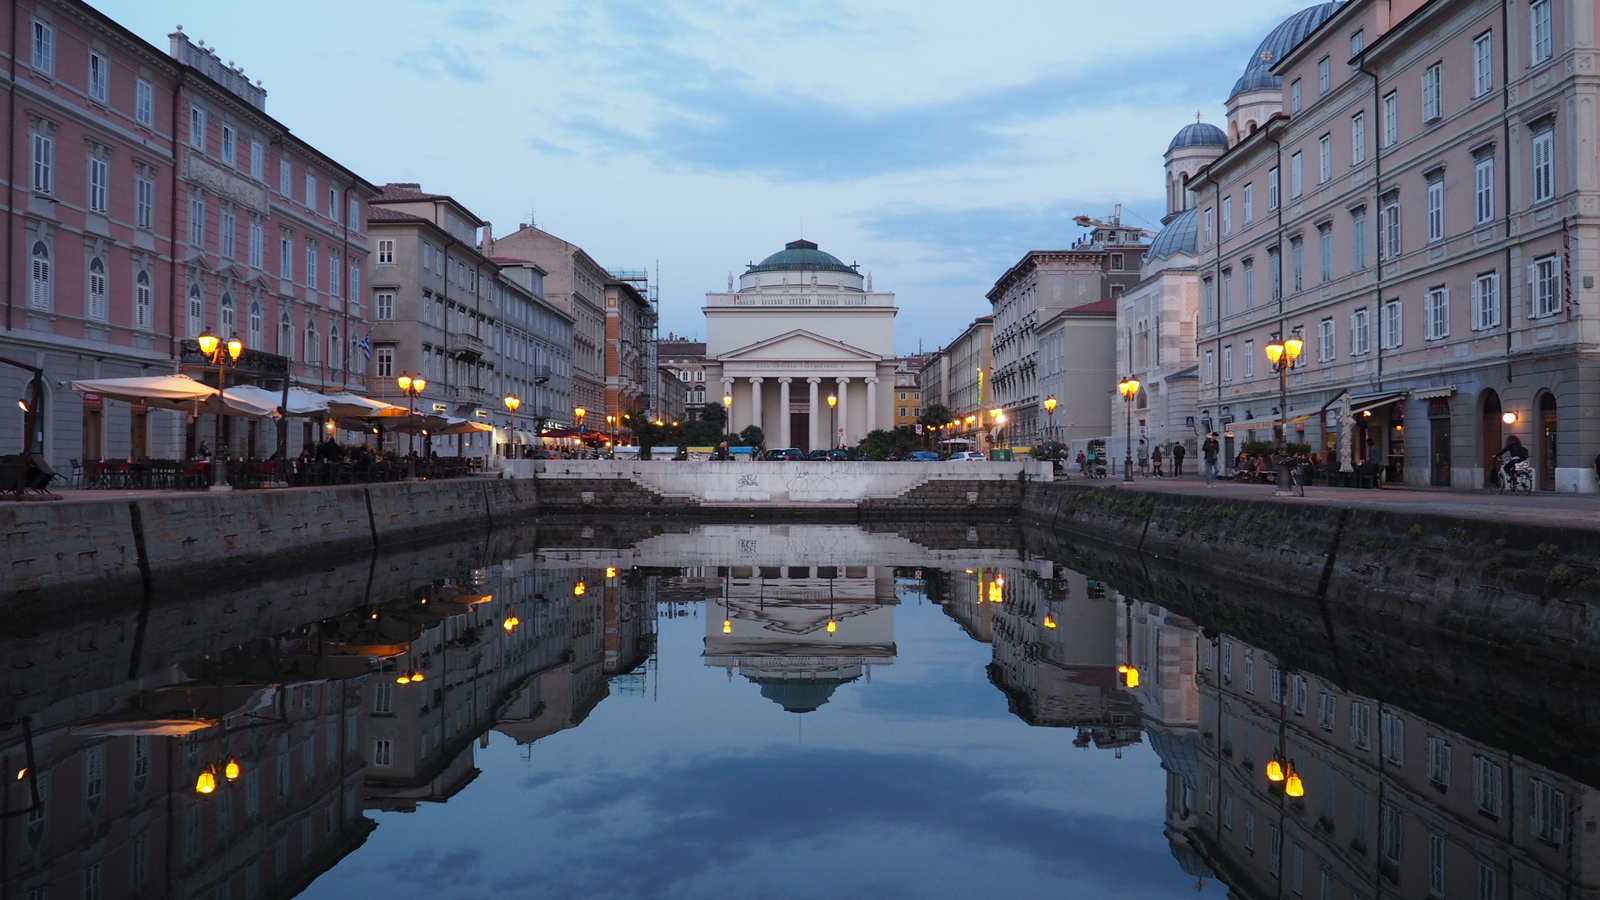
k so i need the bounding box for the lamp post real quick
[1117,376,1141,483]
[827,393,838,449]
[396,373,426,455]
[1043,396,1057,445]
[990,407,1006,452]
[1264,329,1304,494]
[722,392,733,453]
[197,333,244,490]
[504,394,521,460]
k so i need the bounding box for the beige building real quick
[703,240,897,451]
[1035,300,1118,448]
[891,356,926,430]
[921,315,994,451]
[1190,0,1599,491]
[659,336,709,419]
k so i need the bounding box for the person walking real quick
[1076,450,1087,475]
[1202,432,1220,487]
[1151,444,1164,478]
[1172,441,1186,476]
[1137,440,1150,477]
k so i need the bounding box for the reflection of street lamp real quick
[1043,396,1057,443]
[1118,376,1141,483]
[198,332,244,489]
[504,394,521,459]
[827,394,838,449]
[397,374,426,460]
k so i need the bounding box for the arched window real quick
[248,299,262,349]
[279,310,293,360]
[329,323,342,371]
[134,270,152,330]
[219,292,236,337]
[187,283,203,337]
[29,242,50,310]
[304,316,319,364]
[87,257,107,321]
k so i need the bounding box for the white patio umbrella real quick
[69,373,276,417]
[225,384,328,416]
[317,391,407,418]
[1337,391,1355,473]
[433,417,494,436]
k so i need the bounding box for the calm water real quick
[4,523,1596,900]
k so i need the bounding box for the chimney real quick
[481,221,493,248]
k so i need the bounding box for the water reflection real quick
[3,523,1596,899]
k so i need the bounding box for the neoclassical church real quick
[703,240,898,451]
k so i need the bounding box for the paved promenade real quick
[1067,473,1600,533]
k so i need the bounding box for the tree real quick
[918,403,955,430]
[737,425,765,450]
[701,402,727,427]
[856,426,920,460]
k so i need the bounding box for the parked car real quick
[763,447,806,460]
[946,452,987,462]
[806,448,850,461]
[906,451,942,462]
[531,449,556,460]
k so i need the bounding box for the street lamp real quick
[827,393,838,449]
[722,392,733,452]
[197,332,244,490]
[1044,396,1057,444]
[1264,329,1305,494]
[990,408,1005,452]
[396,374,426,465]
[1117,376,1141,483]
[504,394,521,460]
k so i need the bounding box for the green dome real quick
[746,240,859,276]
[752,677,855,713]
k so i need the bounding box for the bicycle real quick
[1496,456,1535,495]
[1288,464,1306,497]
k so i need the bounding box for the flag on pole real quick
[359,332,372,361]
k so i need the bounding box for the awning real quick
[541,428,581,438]
[433,417,494,436]
[316,391,408,418]
[1411,385,1457,400]
[940,437,975,445]
[1319,391,1408,418]
[70,374,279,417]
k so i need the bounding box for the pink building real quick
[1191,0,1598,491]
[0,2,378,471]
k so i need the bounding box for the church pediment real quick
[720,329,882,362]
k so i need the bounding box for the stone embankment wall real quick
[2,479,538,604]
[1022,483,1600,668]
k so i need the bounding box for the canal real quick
[3,522,1596,899]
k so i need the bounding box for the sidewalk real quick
[2,475,502,507]
[1069,473,1600,533]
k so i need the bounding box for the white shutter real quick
[1527,264,1536,318]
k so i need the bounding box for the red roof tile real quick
[372,183,447,202]
[366,207,431,223]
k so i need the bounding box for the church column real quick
[865,377,879,435]
[777,378,792,447]
[807,377,821,450]
[835,377,850,448]
[749,377,764,438]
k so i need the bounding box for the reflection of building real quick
[1179,628,1599,899]
[933,567,996,643]
[705,565,897,713]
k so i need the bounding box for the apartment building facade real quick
[659,335,708,419]
[920,315,992,450]
[1191,0,1599,491]
[891,355,924,430]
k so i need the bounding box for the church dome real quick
[746,239,859,276]
[752,677,854,713]
[1146,207,1200,261]
[1229,3,1345,99]
[1167,122,1228,153]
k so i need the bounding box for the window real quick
[136,172,155,228]
[187,283,203,337]
[329,187,339,222]
[1291,152,1303,198]
[1474,32,1494,96]
[1318,56,1330,95]
[29,242,50,310]
[1530,253,1561,318]
[279,158,292,197]
[1383,91,1398,147]
[1351,112,1366,164]
[1290,78,1303,113]
[221,125,237,167]
[376,292,395,320]
[1319,134,1332,183]
[1350,700,1373,749]
[1291,237,1304,291]
[1268,167,1280,210]
[1244,650,1255,693]
[1382,300,1403,349]
[377,239,395,265]
[190,106,206,149]
[1381,710,1405,764]
[1352,307,1371,355]
[1244,807,1256,851]
[135,270,152,329]
[88,157,108,212]
[1244,340,1255,378]
[136,79,154,126]
[1351,29,1365,57]
[1530,0,1552,64]
[1319,224,1333,283]
[1473,755,1503,816]
[31,131,53,193]
[1472,272,1501,330]
[249,300,262,348]
[1475,156,1496,224]
[1422,63,1442,121]
[1204,207,1214,246]
[1429,833,1447,897]
[1242,184,1254,224]
[189,194,205,247]
[221,208,236,258]
[219,292,235,336]
[279,311,293,359]
[1243,259,1255,309]
[88,52,108,102]
[30,18,52,71]
[1530,778,1565,845]
[1204,350,1215,385]
[87,257,106,321]
[350,263,359,300]
[1352,209,1368,270]
[280,234,293,279]
[1427,736,1452,787]
[1426,287,1450,340]
[1318,318,1335,362]
[1222,345,1233,382]
[1269,826,1283,877]
[305,173,317,209]
[1382,196,1401,259]
[1532,129,1554,203]
[1222,268,1233,316]
[1317,691,1337,730]
[422,242,433,270]
[306,244,318,290]
[1268,247,1282,299]
[1427,179,1445,242]
[304,317,319,364]
[250,140,263,179]
[1222,197,1232,237]
[350,198,361,228]
[372,738,393,768]
[1380,805,1403,863]
[249,220,263,268]
[330,252,341,296]
[1478,862,1499,900]
[375,346,394,378]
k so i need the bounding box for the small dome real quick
[746,239,859,276]
[1167,122,1228,153]
[1146,207,1199,261]
[1230,3,1345,99]
[752,677,853,713]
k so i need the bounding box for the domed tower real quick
[1164,120,1228,221]
[1226,2,1345,146]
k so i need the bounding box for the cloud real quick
[396,42,488,82]
[396,847,485,890]
[447,6,509,32]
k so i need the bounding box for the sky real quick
[97,0,1314,355]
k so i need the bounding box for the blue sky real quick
[98,0,1313,354]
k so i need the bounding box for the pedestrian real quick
[196,441,211,460]
[1202,432,1220,487]
[1137,440,1149,477]
[1151,444,1164,477]
[1172,441,1186,477]
[1077,450,1087,475]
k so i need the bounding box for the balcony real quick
[448,333,486,361]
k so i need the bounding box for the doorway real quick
[82,400,103,461]
[1538,393,1557,491]
[130,406,148,460]
[791,412,810,453]
[1480,390,1502,487]
[1428,399,1451,487]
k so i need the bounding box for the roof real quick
[1167,122,1228,153]
[373,183,448,202]
[366,207,431,224]
[745,239,859,276]
[1230,3,1345,99]
[1059,298,1119,315]
[1146,207,1200,261]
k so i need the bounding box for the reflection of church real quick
[703,565,897,713]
